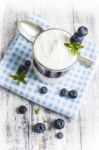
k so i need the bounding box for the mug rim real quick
[33,28,77,72]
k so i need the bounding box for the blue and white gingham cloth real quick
[0,16,99,118]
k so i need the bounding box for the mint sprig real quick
[35,107,41,115]
[43,118,51,125]
[10,70,27,85]
[64,43,84,57]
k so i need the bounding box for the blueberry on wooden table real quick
[78,26,88,37]
[33,123,46,133]
[56,132,64,139]
[68,90,78,98]
[54,119,65,129]
[17,60,31,74]
[60,88,68,97]
[18,106,27,114]
[39,86,48,94]
[25,60,31,67]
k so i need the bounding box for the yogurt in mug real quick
[33,29,77,84]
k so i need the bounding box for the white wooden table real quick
[0,1,99,150]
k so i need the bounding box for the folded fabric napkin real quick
[0,16,99,118]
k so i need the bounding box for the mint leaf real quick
[78,45,84,49]
[64,43,73,48]
[72,44,79,50]
[44,118,51,124]
[35,107,40,115]
[21,79,27,84]
[64,42,84,57]
[71,49,75,56]
[18,70,26,79]
[72,44,84,50]
[10,70,27,85]
[17,80,20,85]
[76,50,81,56]
[10,75,18,80]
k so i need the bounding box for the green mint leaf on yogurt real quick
[64,43,84,57]
[64,43,73,48]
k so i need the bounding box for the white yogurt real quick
[34,29,76,70]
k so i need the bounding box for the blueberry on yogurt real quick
[70,36,82,45]
[73,32,84,42]
[78,26,88,37]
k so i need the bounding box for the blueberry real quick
[78,26,88,36]
[18,106,27,114]
[33,123,46,133]
[56,132,64,139]
[73,32,84,42]
[60,88,68,97]
[70,36,82,45]
[25,60,31,67]
[40,86,48,94]
[17,65,28,74]
[54,119,65,129]
[68,90,78,98]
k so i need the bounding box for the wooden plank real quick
[29,1,81,150]
[73,10,99,150]
[0,3,33,150]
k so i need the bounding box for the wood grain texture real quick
[0,1,99,150]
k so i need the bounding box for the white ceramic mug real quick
[33,28,77,84]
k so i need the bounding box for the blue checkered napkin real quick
[0,16,99,118]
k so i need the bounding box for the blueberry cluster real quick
[17,85,76,139]
[60,88,78,98]
[17,105,65,139]
[70,26,88,45]
[39,86,78,99]
[11,60,31,85]
[17,60,31,74]
[33,118,65,139]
